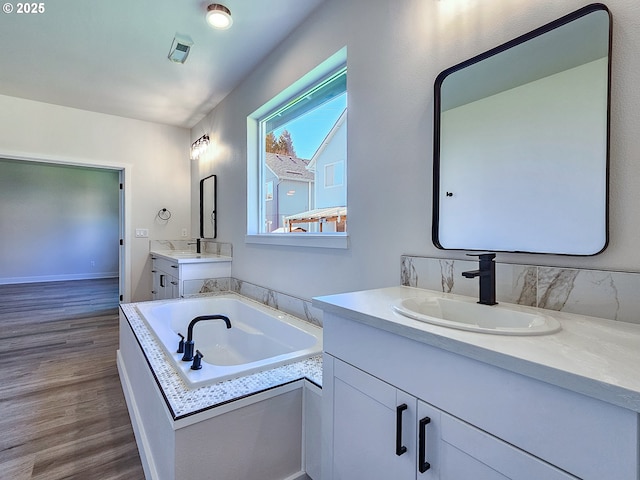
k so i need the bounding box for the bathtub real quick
[135,294,322,388]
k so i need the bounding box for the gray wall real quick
[0,159,119,283]
[192,0,640,302]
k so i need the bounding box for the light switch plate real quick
[135,228,149,238]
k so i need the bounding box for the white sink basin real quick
[393,297,561,336]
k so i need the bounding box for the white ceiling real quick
[0,0,325,128]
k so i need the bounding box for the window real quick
[248,63,347,246]
[325,161,344,188]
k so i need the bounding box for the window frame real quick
[246,50,348,249]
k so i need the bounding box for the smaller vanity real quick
[150,241,232,300]
[314,286,640,480]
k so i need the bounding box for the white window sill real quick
[245,233,349,249]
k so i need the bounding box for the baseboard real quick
[0,273,118,285]
[117,350,159,480]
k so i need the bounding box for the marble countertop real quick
[150,250,232,264]
[313,286,640,413]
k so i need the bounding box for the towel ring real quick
[157,208,172,221]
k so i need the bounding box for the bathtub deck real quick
[119,299,322,420]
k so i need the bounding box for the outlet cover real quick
[181,228,188,237]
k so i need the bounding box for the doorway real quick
[0,157,127,301]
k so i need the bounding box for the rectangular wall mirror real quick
[200,174,217,239]
[432,3,611,255]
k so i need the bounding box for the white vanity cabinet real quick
[317,291,640,480]
[327,356,578,480]
[150,252,231,300]
[151,257,179,300]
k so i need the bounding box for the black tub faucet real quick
[182,314,232,361]
[462,253,498,306]
[191,350,204,370]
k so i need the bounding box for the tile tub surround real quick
[119,296,322,420]
[401,256,640,325]
[186,277,325,328]
[230,278,324,328]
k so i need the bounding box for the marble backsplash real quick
[149,239,232,257]
[189,276,324,328]
[401,255,640,325]
[163,248,639,327]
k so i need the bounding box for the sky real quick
[272,93,346,160]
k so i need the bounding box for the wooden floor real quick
[0,279,145,480]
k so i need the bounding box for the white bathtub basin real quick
[136,294,322,388]
[393,296,561,336]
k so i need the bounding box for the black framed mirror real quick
[433,3,611,255]
[200,174,217,239]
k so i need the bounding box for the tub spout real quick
[186,315,232,341]
[182,314,232,362]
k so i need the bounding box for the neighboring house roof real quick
[306,108,347,172]
[265,152,315,182]
[284,206,347,231]
[284,206,347,222]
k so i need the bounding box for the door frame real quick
[0,152,133,302]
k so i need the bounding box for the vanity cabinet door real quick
[151,268,161,300]
[168,274,179,298]
[428,402,579,480]
[151,257,180,300]
[331,359,416,480]
[328,357,578,480]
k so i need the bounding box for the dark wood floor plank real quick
[0,454,35,480]
[0,279,145,480]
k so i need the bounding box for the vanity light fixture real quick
[206,4,233,30]
[191,134,210,160]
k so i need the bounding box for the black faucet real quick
[181,314,231,361]
[191,350,204,370]
[188,238,202,253]
[461,253,498,306]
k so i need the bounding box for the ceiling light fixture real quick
[206,4,233,30]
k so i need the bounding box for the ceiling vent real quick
[168,34,194,64]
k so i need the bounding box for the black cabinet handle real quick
[396,404,408,456]
[418,416,431,473]
[160,274,166,288]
